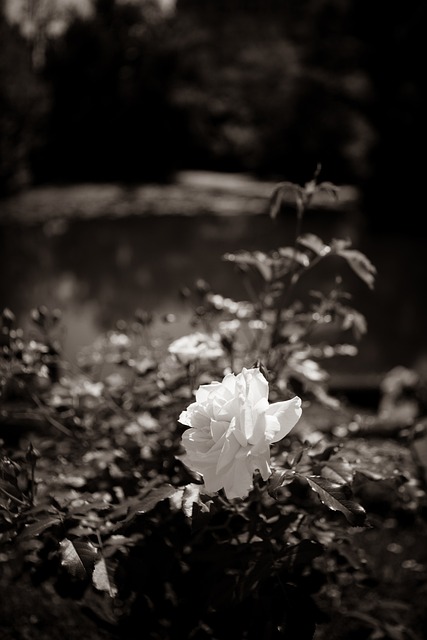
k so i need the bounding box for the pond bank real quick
[0,171,359,224]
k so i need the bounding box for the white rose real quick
[168,332,224,365]
[178,367,302,499]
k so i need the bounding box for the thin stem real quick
[30,393,75,437]
[269,165,323,348]
[0,486,28,507]
[270,209,305,347]
[408,437,427,494]
[239,269,260,306]
[29,461,36,507]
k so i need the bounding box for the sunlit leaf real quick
[21,515,62,538]
[59,538,98,579]
[285,446,308,468]
[309,385,341,409]
[224,250,273,281]
[137,485,180,513]
[169,483,211,518]
[267,468,296,497]
[298,474,367,526]
[277,247,310,267]
[355,468,388,481]
[67,525,97,538]
[317,181,340,200]
[269,181,297,219]
[92,557,118,598]
[102,534,137,558]
[320,458,354,485]
[297,233,330,256]
[131,357,156,376]
[341,309,367,337]
[67,497,112,515]
[110,484,179,524]
[332,241,376,289]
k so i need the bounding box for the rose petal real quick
[245,368,269,406]
[250,451,271,481]
[195,381,222,403]
[216,433,241,473]
[265,396,302,442]
[210,419,229,442]
[178,410,191,426]
[223,452,253,499]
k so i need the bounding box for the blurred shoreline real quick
[0,171,359,224]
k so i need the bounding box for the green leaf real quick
[59,538,98,579]
[92,557,118,598]
[298,474,367,526]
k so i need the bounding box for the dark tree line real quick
[0,0,425,232]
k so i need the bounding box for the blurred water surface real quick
[1,181,426,385]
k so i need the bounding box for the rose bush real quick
[3,172,425,640]
[178,367,302,498]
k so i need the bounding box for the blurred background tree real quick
[0,0,425,231]
[0,0,50,194]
